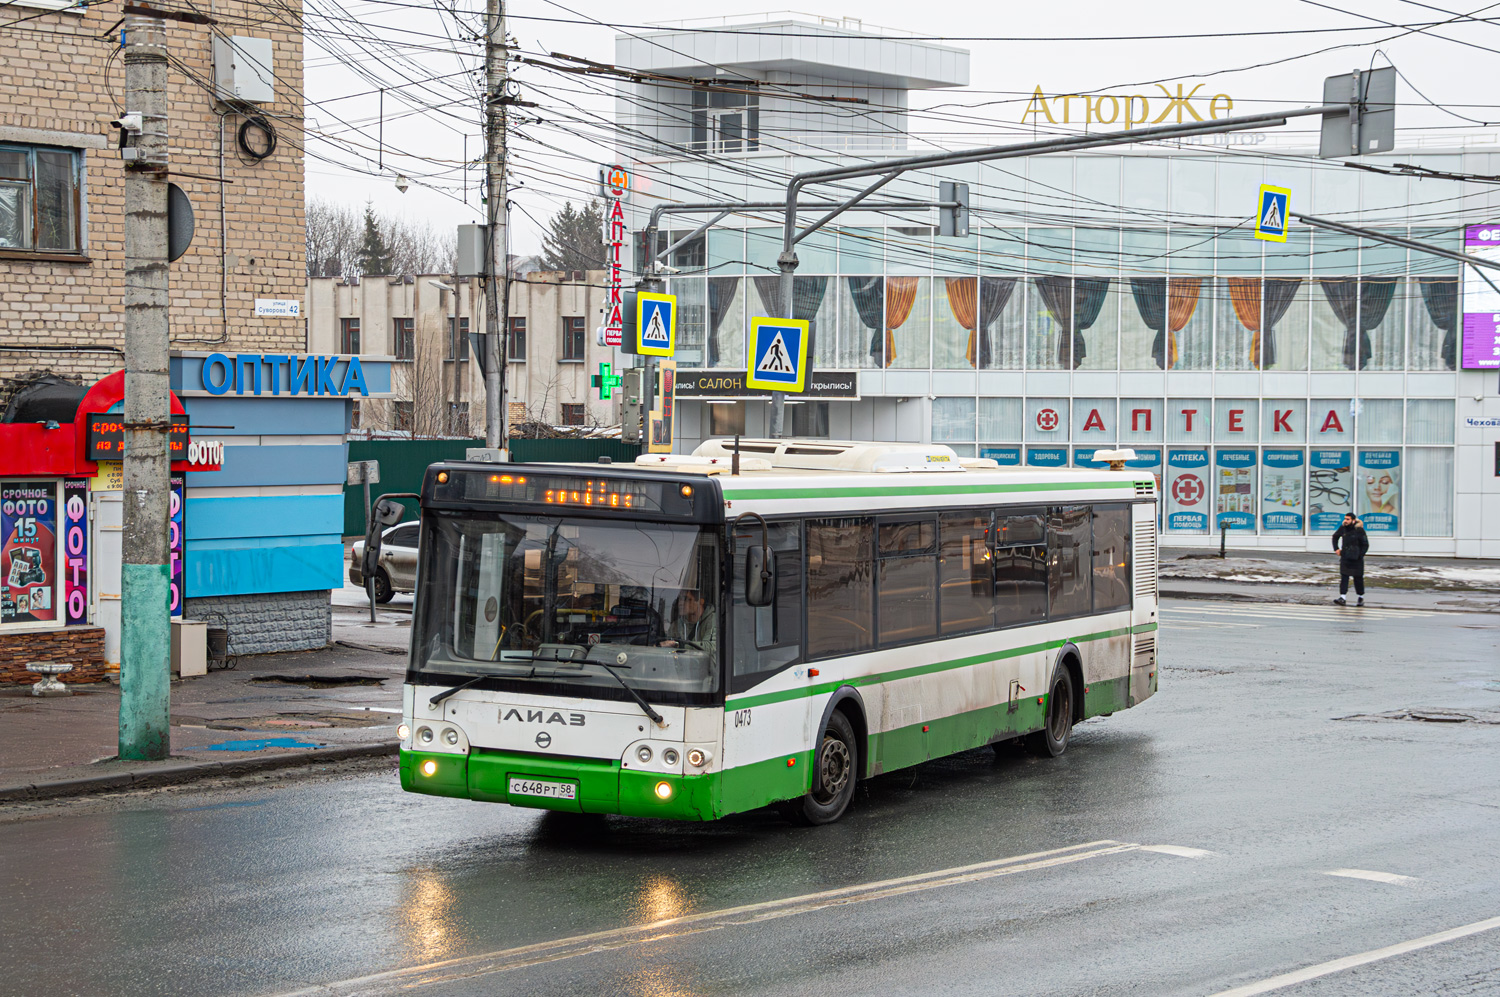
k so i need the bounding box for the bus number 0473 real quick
[734,709,752,728]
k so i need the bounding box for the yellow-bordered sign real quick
[635,291,676,357]
[746,317,809,392]
[1255,184,1290,243]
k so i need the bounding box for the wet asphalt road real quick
[3,599,1499,997]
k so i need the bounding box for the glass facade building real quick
[617,20,1500,556]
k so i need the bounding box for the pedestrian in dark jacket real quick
[1332,512,1369,606]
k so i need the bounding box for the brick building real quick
[1,1,395,668]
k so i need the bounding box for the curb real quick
[1159,587,1495,612]
[0,741,400,804]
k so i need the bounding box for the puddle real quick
[249,674,385,688]
[187,737,325,751]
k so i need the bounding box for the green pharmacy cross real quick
[591,362,623,400]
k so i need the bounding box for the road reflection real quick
[398,870,458,962]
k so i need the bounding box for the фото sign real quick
[63,479,88,625]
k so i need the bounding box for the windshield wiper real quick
[428,674,496,707]
[587,657,666,727]
[540,645,665,726]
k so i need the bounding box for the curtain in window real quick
[1032,275,1102,369]
[706,276,739,367]
[884,276,920,367]
[1130,277,1167,369]
[1404,448,1454,536]
[1074,278,1110,371]
[753,275,829,364]
[1418,277,1458,370]
[978,276,1020,369]
[1261,278,1301,369]
[1361,277,1401,370]
[944,277,978,368]
[1167,277,1202,370]
[1318,277,1394,370]
[846,276,885,363]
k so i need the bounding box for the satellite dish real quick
[167,183,195,263]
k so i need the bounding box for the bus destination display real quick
[434,468,695,516]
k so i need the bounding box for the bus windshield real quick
[411,512,720,701]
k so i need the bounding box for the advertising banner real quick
[1358,450,1401,533]
[979,446,1021,466]
[1308,450,1353,532]
[1073,448,1106,468]
[1214,449,1257,530]
[63,479,89,625]
[1461,225,1500,369]
[2,481,57,624]
[1165,449,1209,532]
[1026,447,1068,468]
[170,475,186,617]
[1261,450,1305,532]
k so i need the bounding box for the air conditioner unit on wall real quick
[212,36,275,105]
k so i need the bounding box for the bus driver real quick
[662,589,717,651]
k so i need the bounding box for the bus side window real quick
[878,518,938,645]
[994,508,1047,627]
[805,517,875,659]
[731,521,802,690]
[1091,504,1132,612]
[1047,505,1092,619]
[939,511,993,635]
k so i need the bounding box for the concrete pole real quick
[482,0,509,449]
[119,13,172,761]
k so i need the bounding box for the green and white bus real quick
[399,440,1159,824]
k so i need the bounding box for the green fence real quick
[343,438,643,536]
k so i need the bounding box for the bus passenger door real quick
[1129,501,1159,707]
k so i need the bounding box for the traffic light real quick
[939,181,969,238]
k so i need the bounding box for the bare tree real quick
[306,199,456,278]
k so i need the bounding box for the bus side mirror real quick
[746,546,775,607]
[363,497,406,577]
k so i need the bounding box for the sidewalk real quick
[1161,547,1500,613]
[0,602,410,802]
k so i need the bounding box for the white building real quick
[616,14,1500,557]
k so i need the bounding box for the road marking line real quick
[1206,914,1500,997]
[264,839,1150,996]
[1324,868,1417,885]
[1139,844,1216,858]
[1167,605,1433,620]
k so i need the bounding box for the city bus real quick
[398,440,1159,824]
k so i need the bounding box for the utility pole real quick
[119,12,172,760]
[482,0,509,449]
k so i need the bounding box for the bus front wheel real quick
[791,710,858,825]
[1026,666,1075,758]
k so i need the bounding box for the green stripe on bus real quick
[724,621,1156,710]
[720,480,1137,501]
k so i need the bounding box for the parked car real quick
[349,522,419,603]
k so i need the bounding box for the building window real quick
[691,91,759,153]
[449,401,469,436]
[508,316,527,361]
[350,402,361,429]
[447,317,470,360]
[560,403,586,426]
[393,318,414,360]
[0,145,80,254]
[562,316,586,361]
[340,317,361,354]
[790,401,830,438]
[393,401,414,432]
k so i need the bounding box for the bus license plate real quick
[508,777,577,801]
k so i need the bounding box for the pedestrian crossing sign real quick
[1255,184,1290,243]
[635,291,676,357]
[746,317,809,392]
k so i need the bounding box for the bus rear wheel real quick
[791,710,858,825]
[1026,666,1075,758]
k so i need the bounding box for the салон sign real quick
[201,352,369,396]
[1022,83,1235,129]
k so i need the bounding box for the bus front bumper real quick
[399,748,720,821]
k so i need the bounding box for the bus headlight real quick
[687,749,708,768]
[654,781,673,800]
[397,723,410,741]
[418,726,434,744]
[662,748,679,766]
[443,728,459,745]
[636,745,653,763]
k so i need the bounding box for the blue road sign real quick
[746,317,809,392]
[1256,184,1290,243]
[636,292,675,356]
